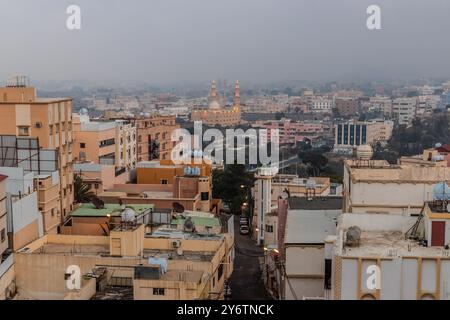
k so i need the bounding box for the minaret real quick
[208,80,219,103]
[233,80,240,107]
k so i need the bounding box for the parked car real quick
[240,225,249,235]
[240,217,248,225]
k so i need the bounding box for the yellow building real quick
[191,80,241,127]
[0,80,74,221]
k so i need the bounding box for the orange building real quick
[0,79,74,221]
[104,113,179,163]
[100,159,215,213]
[73,114,117,166]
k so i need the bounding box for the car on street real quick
[240,225,249,235]
[240,217,247,225]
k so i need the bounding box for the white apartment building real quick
[392,97,417,125]
[311,98,334,113]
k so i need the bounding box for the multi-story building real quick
[343,158,450,215]
[130,115,179,162]
[310,97,333,113]
[334,120,394,151]
[73,114,118,166]
[335,98,359,117]
[191,80,241,127]
[252,173,333,244]
[0,80,74,221]
[392,97,417,125]
[329,206,450,300]
[283,197,341,300]
[115,120,137,169]
[368,96,392,116]
[254,119,327,145]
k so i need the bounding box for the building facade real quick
[191,80,241,127]
[0,83,73,222]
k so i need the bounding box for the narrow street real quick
[229,215,272,300]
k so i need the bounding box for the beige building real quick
[191,80,241,127]
[0,82,74,221]
[329,210,450,300]
[283,197,341,300]
[35,173,61,234]
[13,214,234,300]
[343,159,450,214]
[115,120,137,169]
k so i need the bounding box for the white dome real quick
[209,101,221,110]
[356,145,373,160]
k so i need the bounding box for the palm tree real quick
[74,174,95,203]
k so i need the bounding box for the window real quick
[1,228,5,242]
[153,288,165,296]
[99,138,115,148]
[94,183,99,189]
[161,179,168,185]
[218,264,224,281]
[201,192,209,201]
[324,259,332,289]
[265,225,273,233]
[80,143,86,149]
[18,126,29,136]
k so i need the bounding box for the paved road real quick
[229,215,272,300]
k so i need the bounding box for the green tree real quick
[74,174,95,203]
[212,165,254,214]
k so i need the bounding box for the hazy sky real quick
[0,0,449,86]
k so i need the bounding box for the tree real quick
[74,174,95,203]
[212,165,254,215]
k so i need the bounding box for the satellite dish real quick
[121,207,136,222]
[172,202,185,214]
[433,181,450,201]
[91,197,105,209]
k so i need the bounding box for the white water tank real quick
[356,145,373,160]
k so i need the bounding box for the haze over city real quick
[1,0,450,87]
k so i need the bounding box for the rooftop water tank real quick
[356,145,373,160]
[433,182,450,201]
[121,207,136,222]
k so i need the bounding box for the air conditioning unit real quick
[35,122,43,128]
[171,240,181,249]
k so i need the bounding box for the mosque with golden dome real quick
[191,80,241,126]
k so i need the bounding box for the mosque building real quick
[191,80,241,126]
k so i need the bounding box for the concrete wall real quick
[350,182,432,214]
[285,245,325,299]
[338,257,450,300]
